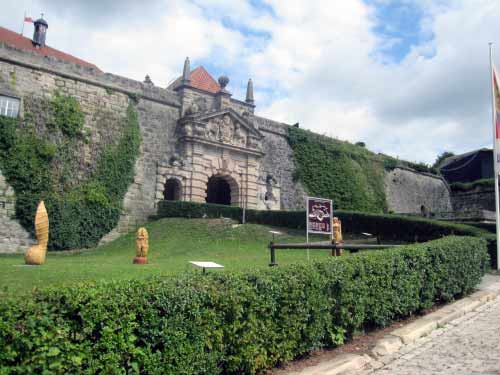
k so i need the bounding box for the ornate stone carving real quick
[193,123,205,137]
[234,123,246,146]
[206,119,219,140]
[133,227,149,264]
[25,201,49,265]
[219,115,234,143]
[169,154,184,167]
[185,102,199,115]
[247,135,261,150]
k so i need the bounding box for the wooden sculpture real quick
[331,217,343,256]
[133,227,149,264]
[25,201,49,265]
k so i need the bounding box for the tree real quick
[433,151,455,169]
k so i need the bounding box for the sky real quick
[1,0,499,164]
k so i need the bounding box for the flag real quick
[493,65,500,169]
[24,16,33,23]
[491,53,500,270]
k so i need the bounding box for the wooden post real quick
[332,217,343,256]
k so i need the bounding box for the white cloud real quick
[1,0,500,164]
[253,0,500,164]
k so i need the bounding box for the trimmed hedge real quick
[0,236,488,374]
[156,201,486,242]
[460,222,496,233]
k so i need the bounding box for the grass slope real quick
[0,218,332,296]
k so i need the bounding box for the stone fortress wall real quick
[0,43,452,251]
[385,167,452,215]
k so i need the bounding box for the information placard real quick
[306,197,333,235]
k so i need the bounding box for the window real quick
[0,96,20,118]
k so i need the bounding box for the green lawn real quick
[0,218,337,296]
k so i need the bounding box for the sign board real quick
[189,261,224,274]
[306,197,333,235]
[189,261,224,269]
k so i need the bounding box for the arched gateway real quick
[206,175,239,205]
[156,108,267,209]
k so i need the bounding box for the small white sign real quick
[189,261,224,269]
[269,231,282,235]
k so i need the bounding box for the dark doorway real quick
[164,178,182,201]
[206,176,231,205]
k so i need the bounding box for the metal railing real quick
[268,241,401,266]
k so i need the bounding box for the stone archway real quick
[164,178,182,201]
[205,174,239,206]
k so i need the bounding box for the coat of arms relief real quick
[179,111,262,151]
[206,115,247,147]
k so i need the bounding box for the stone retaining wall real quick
[0,171,33,253]
[451,186,495,212]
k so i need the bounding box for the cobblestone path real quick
[358,297,500,375]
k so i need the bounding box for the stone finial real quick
[25,201,49,265]
[218,75,229,91]
[246,78,254,104]
[144,75,154,86]
[182,57,191,85]
[133,227,149,264]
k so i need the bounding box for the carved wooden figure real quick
[331,217,343,256]
[25,201,49,265]
[133,227,149,264]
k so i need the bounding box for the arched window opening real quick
[164,178,182,201]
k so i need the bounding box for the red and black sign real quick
[307,197,332,234]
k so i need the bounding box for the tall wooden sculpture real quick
[331,217,343,256]
[25,201,49,265]
[133,227,149,264]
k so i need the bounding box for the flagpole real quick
[21,11,25,36]
[489,42,500,270]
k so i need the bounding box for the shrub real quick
[287,127,388,212]
[449,178,495,192]
[0,236,488,374]
[0,98,141,250]
[402,161,438,175]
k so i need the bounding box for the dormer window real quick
[0,96,20,118]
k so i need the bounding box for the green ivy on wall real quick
[0,93,140,250]
[287,127,388,213]
[48,91,85,137]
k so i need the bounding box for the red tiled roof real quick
[189,66,220,93]
[0,26,101,71]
